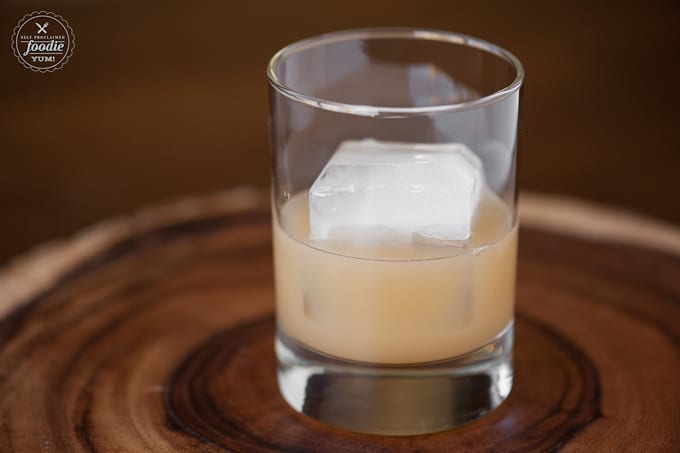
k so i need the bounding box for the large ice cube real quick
[309,139,484,243]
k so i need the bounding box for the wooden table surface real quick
[0,189,678,452]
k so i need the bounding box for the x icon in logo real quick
[35,22,48,34]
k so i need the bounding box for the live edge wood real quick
[0,190,678,452]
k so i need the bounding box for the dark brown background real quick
[1,0,679,264]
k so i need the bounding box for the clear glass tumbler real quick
[267,28,523,435]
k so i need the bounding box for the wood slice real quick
[0,189,678,452]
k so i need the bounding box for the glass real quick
[267,28,523,435]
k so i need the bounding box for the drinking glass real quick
[267,28,523,435]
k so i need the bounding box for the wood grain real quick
[0,192,678,452]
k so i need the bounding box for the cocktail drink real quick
[275,181,517,365]
[268,29,523,435]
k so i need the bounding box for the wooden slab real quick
[0,189,678,452]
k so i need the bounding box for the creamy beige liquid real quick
[273,191,518,364]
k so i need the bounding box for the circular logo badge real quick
[11,11,75,73]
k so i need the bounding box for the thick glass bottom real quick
[276,322,514,435]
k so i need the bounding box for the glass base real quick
[276,322,513,435]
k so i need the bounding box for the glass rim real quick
[266,27,524,118]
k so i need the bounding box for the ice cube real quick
[309,139,484,243]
